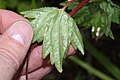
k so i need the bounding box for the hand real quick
[0,9,75,80]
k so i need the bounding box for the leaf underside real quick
[21,7,84,73]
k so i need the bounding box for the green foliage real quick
[68,0,120,39]
[21,7,84,72]
[0,0,47,12]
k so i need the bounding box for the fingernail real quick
[9,21,33,45]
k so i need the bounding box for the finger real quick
[20,45,75,80]
[20,65,53,80]
[22,45,75,74]
[0,9,28,34]
[68,45,76,56]
[22,46,43,74]
[0,21,33,80]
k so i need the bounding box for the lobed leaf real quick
[21,7,84,72]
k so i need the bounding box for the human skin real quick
[0,9,75,80]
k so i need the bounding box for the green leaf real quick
[72,6,91,25]
[69,19,84,54]
[21,7,84,72]
[68,1,79,10]
[111,7,120,24]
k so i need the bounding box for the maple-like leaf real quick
[21,7,84,72]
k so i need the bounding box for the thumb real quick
[0,21,33,79]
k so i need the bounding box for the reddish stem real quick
[12,52,29,80]
[69,0,89,16]
[63,0,76,10]
[12,44,35,80]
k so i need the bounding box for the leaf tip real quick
[58,69,63,73]
[55,61,63,73]
[20,11,25,15]
[81,51,85,55]
[56,65,63,73]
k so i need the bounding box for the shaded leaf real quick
[111,7,120,24]
[68,0,120,39]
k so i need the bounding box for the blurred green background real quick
[0,0,120,80]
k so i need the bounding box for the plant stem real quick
[62,0,76,10]
[12,47,32,80]
[69,0,89,16]
[26,54,30,80]
[84,39,120,80]
[69,56,113,80]
[31,0,37,8]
